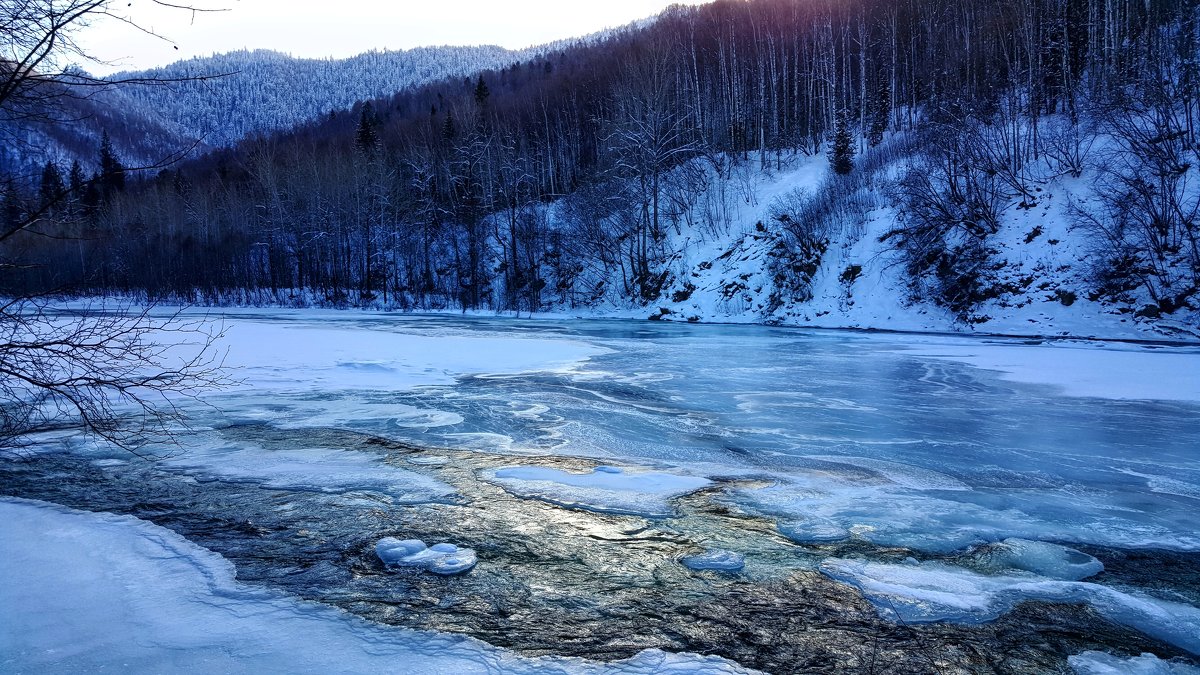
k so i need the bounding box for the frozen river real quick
[3,311,1200,673]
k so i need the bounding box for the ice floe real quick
[1069,651,1200,674]
[820,558,1200,655]
[159,438,455,503]
[484,465,712,517]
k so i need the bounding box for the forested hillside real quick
[1,45,534,171]
[4,0,1199,338]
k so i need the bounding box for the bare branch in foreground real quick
[0,297,233,455]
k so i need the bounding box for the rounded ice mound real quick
[375,538,427,565]
[427,553,477,575]
[594,466,624,474]
[988,538,1104,581]
[777,518,850,544]
[376,538,477,575]
[682,550,745,572]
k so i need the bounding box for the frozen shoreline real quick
[0,497,757,674]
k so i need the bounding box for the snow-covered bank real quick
[86,137,1199,344]
[0,497,756,674]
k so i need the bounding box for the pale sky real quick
[76,1,708,75]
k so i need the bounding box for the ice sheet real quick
[730,474,1200,553]
[0,497,757,674]
[1069,651,1200,674]
[221,318,606,393]
[901,340,1200,402]
[820,558,1200,655]
[485,465,712,517]
[159,436,455,502]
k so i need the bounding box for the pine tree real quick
[355,102,380,155]
[68,160,86,218]
[473,75,490,108]
[39,161,64,212]
[830,108,855,175]
[98,131,126,198]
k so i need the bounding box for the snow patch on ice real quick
[901,340,1200,403]
[222,319,606,393]
[485,465,712,517]
[1069,651,1200,674]
[820,558,1200,655]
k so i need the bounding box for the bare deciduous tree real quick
[1,0,231,452]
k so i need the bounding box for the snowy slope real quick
[612,140,1199,342]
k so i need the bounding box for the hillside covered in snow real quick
[3,0,1198,341]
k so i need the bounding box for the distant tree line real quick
[3,0,1197,318]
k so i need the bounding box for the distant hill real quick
[2,45,533,171]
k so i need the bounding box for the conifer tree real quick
[39,161,64,213]
[830,108,855,175]
[473,75,490,108]
[98,131,126,198]
[355,102,380,155]
[68,161,86,219]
